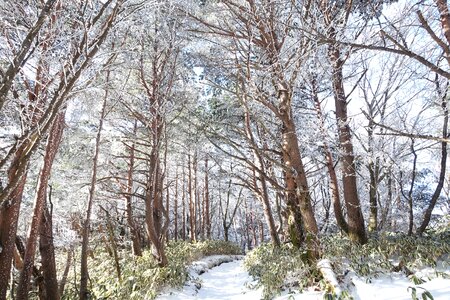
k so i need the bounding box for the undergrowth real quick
[244,230,450,300]
[244,243,320,299]
[60,240,241,300]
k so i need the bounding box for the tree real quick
[79,84,108,300]
[189,0,320,259]
[0,0,58,111]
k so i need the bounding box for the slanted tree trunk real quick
[418,80,448,234]
[243,111,280,247]
[58,246,73,297]
[79,93,107,300]
[0,59,48,297]
[402,140,418,236]
[144,144,168,267]
[278,83,320,258]
[435,0,450,47]
[99,206,121,281]
[312,79,349,234]
[220,179,243,243]
[0,0,58,111]
[16,111,65,300]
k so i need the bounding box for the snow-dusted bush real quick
[245,231,449,300]
[323,232,450,279]
[244,243,315,299]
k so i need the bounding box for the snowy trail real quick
[158,259,262,300]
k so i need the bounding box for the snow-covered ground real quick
[157,256,450,300]
[351,274,450,300]
[157,256,262,300]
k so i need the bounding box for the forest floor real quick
[157,256,450,300]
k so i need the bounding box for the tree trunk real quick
[418,83,448,234]
[223,222,229,242]
[16,111,65,300]
[278,84,320,258]
[182,164,186,241]
[174,168,179,241]
[204,159,211,239]
[312,80,349,234]
[100,207,121,281]
[435,0,450,47]
[58,247,73,297]
[39,198,59,300]
[126,121,142,256]
[144,148,168,267]
[79,93,107,300]
[367,111,382,233]
[379,172,393,231]
[243,110,281,247]
[407,141,418,236]
[188,154,195,241]
[193,153,199,240]
[0,0,58,111]
[328,43,367,244]
[0,153,27,299]
[368,162,378,233]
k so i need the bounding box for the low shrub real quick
[322,231,450,279]
[244,231,450,299]
[244,243,316,299]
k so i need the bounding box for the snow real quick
[352,273,450,300]
[158,256,450,300]
[317,259,342,296]
[157,256,262,300]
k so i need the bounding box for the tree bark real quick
[407,142,418,236]
[0,0,58,111]
[79,93,108,300]
[0,173,26,299]
[244,111,280,247]
[182,164,186,241]
[39,197,59,300]
[125,123,142,256]
[279,85,320,258]
[58,247,73,297]
[188,154,195,241]
[142,107,167,266]
[174,168,179,241]
[435,0,450,46]
[16,111,65,300]
[328,43,367,244]
[312,79,349,234]
[417,82,448,234]
[100,206,121,281]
